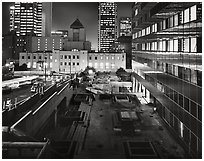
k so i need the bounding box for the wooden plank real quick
[3,142,46,148]
[66,124,77,140]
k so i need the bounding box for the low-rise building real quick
[19,51,126,73]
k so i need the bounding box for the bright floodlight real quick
[88,70,93,75]
[10,6,15,10]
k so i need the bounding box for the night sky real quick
[2,2,133,50]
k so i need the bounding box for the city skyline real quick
[98,2,118,52]
[2,2,132,51]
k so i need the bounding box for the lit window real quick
[190,5,197,21]
[106,63,109,68]
[27,62,31,68]
[184,8,190,23]
[89,63,93,67]
[33,62,36,68]
[111,63,115,68]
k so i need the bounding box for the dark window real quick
[198,105,202,121]
[169,88,174,100]
[73,62,75,66]
[183,125,190,144]
[69,62,71,66]
[69,55,71,59]
[22,56,24,59]
[28,56,30,59]
[197,70,202,86]
[178,94,184,107]
[170,113,174,127]
[89,56,92,60]
[77,62,79,66]
[173,91,178,103]
[95,56,97,60]
[65,55,67,59]
[39,56,42,59]
[73,31,79,41]
[61,55,63,59]
[190,132,197,153]
[33,56,36,59]
[77,55,79,59]
[65,62,67,65]
[184,97,190,112]
[190,101,197,118]
[73,56,75,59]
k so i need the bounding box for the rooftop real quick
[70,18,84,29]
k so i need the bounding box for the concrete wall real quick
[11,82,74,137]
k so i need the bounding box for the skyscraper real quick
[98,2,117,52]
[119,17,131,36]
[132,2,202,158]
[42,2,52,37]
[9,2,52,37]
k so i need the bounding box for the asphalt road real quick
[2,80,52,108]
[2,85,33,107]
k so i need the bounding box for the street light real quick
[37,59,47,84]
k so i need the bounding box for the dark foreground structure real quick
[2,78,200,158]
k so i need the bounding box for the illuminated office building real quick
[98,2,117,52]
[132,2,202,158]
[9,2,52,37]
[119,17,132,36]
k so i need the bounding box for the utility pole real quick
[70,54,72,78]
[45,62,46,84]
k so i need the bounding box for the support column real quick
[136,79,139,92]
[132,77,136,92]
[54,109,57,128]
[146,89,150,103]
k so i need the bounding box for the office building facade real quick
[119,17,132,36]
[9,2,52,37]
[98,2,117,52]
[131,2,202,158]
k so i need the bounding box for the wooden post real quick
[14,98,17,109]
[3,101,6,110]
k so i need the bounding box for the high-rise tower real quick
[9,2,52,37]
[119,17,132,37]
[98,2,117,52]
[42,2,52,37]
